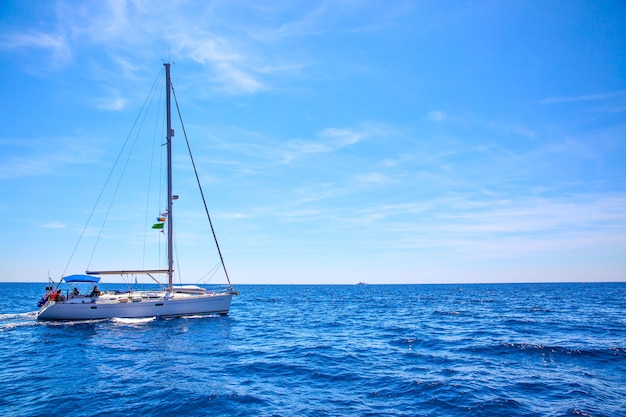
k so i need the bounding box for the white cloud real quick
[0,156,51,179]
[93,89,128,111]
[173,35,265,94]
[426,110,446,122]
[286,139,331,155]
[0,31,71,67]
[540,90,625,104]
[277,126,370,163]
[355,172,389,184]
[319,127,364,147]
[0,137,101,179]
[215,64,264,94]
[41,222,67,229]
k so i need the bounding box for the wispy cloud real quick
[192,123,385,178]
[41,222,66,229]
[0,31,71,68]
[540,90,626,104]
[354,172,389,185]
[1,1,287,94]
[426,110,446,122]
[0,137,101,179]
[92,88,129,110]
[279,126,368,163]
[319,127,364,147]
[289,124,387,161]
[0,156,52,179]
[322,193,626,260]
[172,35,265,94]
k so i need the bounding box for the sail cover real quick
[63,275,101,283]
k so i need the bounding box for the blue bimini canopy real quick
[63,275,101,283]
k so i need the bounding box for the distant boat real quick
[37,64,237,321]
[356,282,368,285]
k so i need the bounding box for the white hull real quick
[37,291,233,321]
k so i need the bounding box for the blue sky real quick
[1,0,625,285]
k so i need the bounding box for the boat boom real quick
[85,269,170,275]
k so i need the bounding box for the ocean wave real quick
[0,311,36,320]
[112,316,156,325]
[0,311,38,332]
[473,342,626,360]
[1,282,625,416]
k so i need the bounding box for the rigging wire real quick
[142,70,166,273]
[87,69,163,270]
[61,67,165,279]
[170,82,233,288]
[199,261,222,283]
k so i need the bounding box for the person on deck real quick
[90,286,101,297]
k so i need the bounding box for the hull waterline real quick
[37,293,233,321]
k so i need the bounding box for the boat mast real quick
[165,63,174,290]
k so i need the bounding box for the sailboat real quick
[37,63,237,321]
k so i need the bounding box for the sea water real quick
[0,282,624,417]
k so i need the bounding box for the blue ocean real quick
[1,282,625,417]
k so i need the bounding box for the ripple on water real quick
[1,283,625,416]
